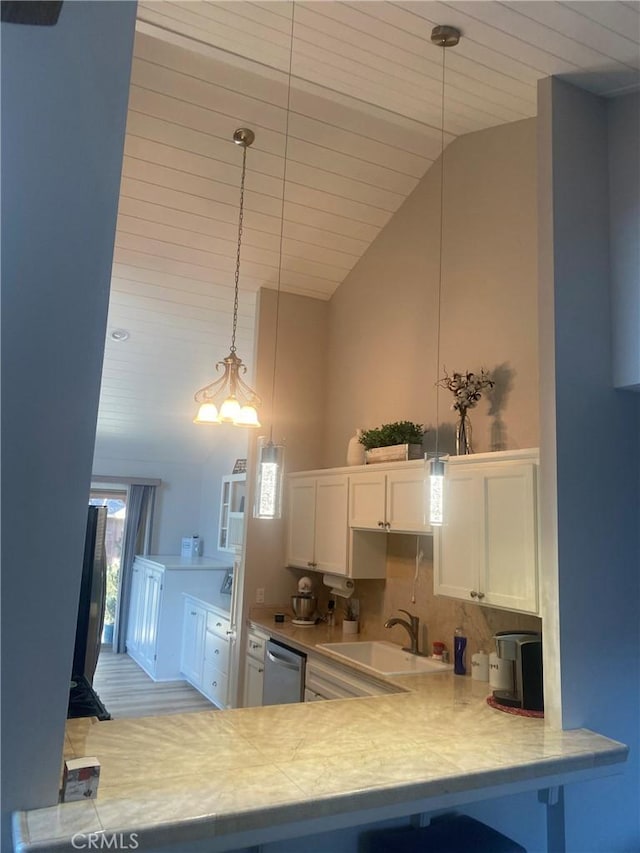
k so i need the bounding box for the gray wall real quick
[0,1,136,846]
[609,93,640,390]
[538,77,640,852]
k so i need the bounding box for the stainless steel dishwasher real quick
[262,639,306,705]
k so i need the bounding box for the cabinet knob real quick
[384,521,391,531]
[477,592,485,600]
[190,611,197,616]
[226,630,233,635]
[214,649,220,655]
[378,521,384,528]
[258,668,264,674]
[250,642,259,649]
[212,681,217,687]
[216,622,222,627]
[470,590,478,598]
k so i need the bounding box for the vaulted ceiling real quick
[96,1,640,461]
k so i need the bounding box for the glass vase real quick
[456,411,473,455]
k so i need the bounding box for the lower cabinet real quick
[243,629,268,707]
[305,656,398,701]
[180,596,231,708]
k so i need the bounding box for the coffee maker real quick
[492,631,543,712]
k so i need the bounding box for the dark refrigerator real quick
[67,505,111,720]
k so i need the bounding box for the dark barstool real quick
[361,814,526,853]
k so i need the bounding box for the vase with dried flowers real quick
[437,369,494,454]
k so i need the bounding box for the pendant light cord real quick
[434,39,447,461]
[268,1,295,443]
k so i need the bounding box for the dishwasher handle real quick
[266,648,301,671]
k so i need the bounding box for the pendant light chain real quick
[231,142,248,356]
[268,1,295,443]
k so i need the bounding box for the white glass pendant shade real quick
[218,396,241,423]
[428,457,445,527]
[193,402,219,425]
[236,404,261,427]
[253,438,285,520]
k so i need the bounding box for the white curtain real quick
[113,483,156,654]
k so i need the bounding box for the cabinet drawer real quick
[247,630,267,661]
[207,611,230,638]
[202,659,228,708]
[204,630,229,674]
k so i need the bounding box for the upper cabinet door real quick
[385,468,430,533]
[286,477,316,569]
[481,462,538,613]
[349,471,387,530]
[435,468,482,600]
[314,475,349,575]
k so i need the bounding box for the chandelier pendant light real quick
[253,3,296,520]
[194,128,261,428]
[428,24,460,527]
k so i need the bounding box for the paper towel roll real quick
[322,574,355,598]
[489,652,513,690]
[471,650,489,682]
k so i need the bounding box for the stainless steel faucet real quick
[384,609,420,655]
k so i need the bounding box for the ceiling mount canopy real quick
[193,127,261,428]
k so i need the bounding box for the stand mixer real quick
[291,576,317,626]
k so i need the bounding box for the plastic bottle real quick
[454,627,467,675]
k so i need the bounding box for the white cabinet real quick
[181,597,232,708]
[180,600,207,688]
[286,474,349,575]
[349,462,430,534]
[305,656,398,701]
[218,473,246,553]
[434,449,539,615]
[126,556,226,680]
[243,628,268,707]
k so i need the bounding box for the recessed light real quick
[110,329,130,342]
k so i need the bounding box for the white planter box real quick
[364,444,423,464]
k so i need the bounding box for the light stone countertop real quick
[13,617,628,853]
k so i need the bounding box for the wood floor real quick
[93,646,215,719]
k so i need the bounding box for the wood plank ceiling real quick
[97,1,640,460]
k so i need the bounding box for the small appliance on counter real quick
[492,631,543,712]
[291,576,317,626]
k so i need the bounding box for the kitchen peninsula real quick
[14,622,627,853]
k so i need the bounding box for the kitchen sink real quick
[317,641,453,676]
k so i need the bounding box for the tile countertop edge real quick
[13,746,628,853]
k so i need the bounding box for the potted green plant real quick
[359,421,425,463]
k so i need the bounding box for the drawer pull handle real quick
[258,668,264,673]
[214,649,219,655]
[216,622,222,627]
[226,630,233,635]
[190,611,197,616]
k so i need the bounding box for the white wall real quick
[0,2,136,846]
[609,93,640,391]
[94,431,247,560]
[325,119,539,468]
[538,78,640,852]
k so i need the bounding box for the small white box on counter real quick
[181,536,201,558]
[62,757,100,802]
